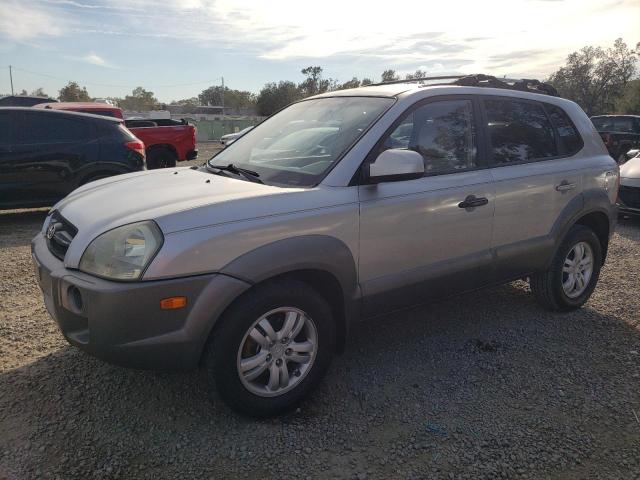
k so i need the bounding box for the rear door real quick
[10,111,97,205]
[483,97,584,280]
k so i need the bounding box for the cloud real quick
[0,2,63,41]
[82,53,116,68]
[7,0,640,84]
[62,52,118,68]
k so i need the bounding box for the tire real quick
[530,225,602,312]
[204,279,336,417]
[146,148,177,169]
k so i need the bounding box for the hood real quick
[620,155,640,180]
[54,167,308,266]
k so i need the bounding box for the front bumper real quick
[31,234,250,370]
[618,184,640,216]
[185,149,198,161]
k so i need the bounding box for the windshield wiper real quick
[206,163,263,184]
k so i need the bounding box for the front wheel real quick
[530,225,602,311]
[204,279,335,417]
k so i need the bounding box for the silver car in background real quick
[220,126,254,146]
[32,76,618,416]
[619,150,640,215]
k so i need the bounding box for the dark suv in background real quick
[0,95,58,107]
[0,108,145,210]
[591,114,640,163]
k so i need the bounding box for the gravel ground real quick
[1,180,639,479]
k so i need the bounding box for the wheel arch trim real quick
[547,189,616,268]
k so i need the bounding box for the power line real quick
[4,65,222,89]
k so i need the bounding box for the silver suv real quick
[32,76,619,416]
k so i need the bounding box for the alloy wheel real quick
[236,307,318,397]
[562,241,594,298]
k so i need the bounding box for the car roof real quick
[309,81,581,109]
[34,102,121,111]
[0,106,122,123]
[312,83,415,98]
[0,95,56,101]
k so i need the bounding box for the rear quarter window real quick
[544,103,583,155]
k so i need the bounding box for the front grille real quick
[46,212,78,260]
[619,185,640,209]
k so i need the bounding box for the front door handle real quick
[458,195,489,209]
[555,180,576,192]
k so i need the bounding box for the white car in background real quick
[619,150,640,216]
[221,126,254,146]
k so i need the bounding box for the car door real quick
[10,111,96,206]
[358,97,496,317]
[483,97,584,280]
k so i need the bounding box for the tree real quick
[256,81,302,116]
[19,89,27,95]
[548,38,640,115]
[299,66,334,96]
[615,79,640,114]
[381,69,399,83]
[198,86,256,111]
[337,77,361,90]
[58,81,91,102]
[405,69,426,80]
[30,87,49,97]
[361,78,373,86]
[168,97,201,114]
[118,87,158,111]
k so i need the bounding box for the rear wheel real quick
[530,225,602,311]
[204,279,335,417]
[146,148,177,169]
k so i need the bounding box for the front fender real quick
[220,234,358,300]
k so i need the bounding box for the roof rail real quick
[368,75,467,86]
[368,73,559,97]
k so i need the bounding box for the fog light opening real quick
[67,286,83,313]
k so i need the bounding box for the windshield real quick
[208,97,394,186]
[592,116,635,133]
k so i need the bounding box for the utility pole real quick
[9,65,14,95]
[221,76,225,116]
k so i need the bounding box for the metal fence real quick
[122,110,266,141]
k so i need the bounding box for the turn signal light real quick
[160,296,187,310]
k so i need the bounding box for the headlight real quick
[79,221,163,281]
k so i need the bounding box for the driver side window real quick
[382,99,477,175]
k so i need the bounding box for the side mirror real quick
[368,149,424,183]
[625,149,639,161]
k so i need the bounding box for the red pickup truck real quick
[34,102,198,169]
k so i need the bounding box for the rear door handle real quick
[555,180,576,192]
[458,195,489,209]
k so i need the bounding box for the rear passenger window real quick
[0,112,10,145]
[545,104,583,155]
[382,99,477,175]
[485,99,557,164]
[18,113,91,144]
